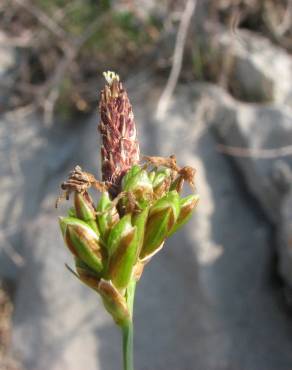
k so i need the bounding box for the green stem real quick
[122,280,136,370]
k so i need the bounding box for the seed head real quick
[99,71,140,197]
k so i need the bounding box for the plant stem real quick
[122,321,134,370]
[122,279,136,370]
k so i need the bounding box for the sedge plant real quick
[57,71,199,370]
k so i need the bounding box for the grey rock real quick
[11,81,292,370]
[0,113,47,279]
[192,83,292,291]
[113,0,168,21]
[0,32,17,78]
[203,26,292,106]
[278,188,292,289]
[0,112,83,280]
[0,32,18,108]
[275,164,292,289]
[191,83,292,224]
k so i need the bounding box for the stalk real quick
[121,279,136,370]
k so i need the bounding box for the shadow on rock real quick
[196,128,292,370]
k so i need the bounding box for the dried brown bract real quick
[143,155,196,192]
[143,154,178,171]
[56,165,107,207]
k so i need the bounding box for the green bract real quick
[74,192,99,234]
[107,214,133,256]
[98,279,131,326]
[108,225,138,289]
[96,192,119,240]
[58,164,198,326]
[168,194,200,236]
[152,168,171,188]
[140,191,180,260]
[59,216,103,273]
[121,165,153,208]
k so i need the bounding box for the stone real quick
[0,112,85,280]
[0,32,18,109]
[113,0,168,21]
[202,25,292,106]
[190,83,292,292]
[0,113,47,280]
[278,186,292,290]
[0,32,17,78]
[188,82,292,224]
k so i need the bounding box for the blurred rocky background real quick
[1,0,292,369]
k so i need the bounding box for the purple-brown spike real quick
[99,71,140,197]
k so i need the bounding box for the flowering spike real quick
[99,72,140,197]
[103,71,120,85]
[57,72,200,370]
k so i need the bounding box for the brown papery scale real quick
[99,72,140,198]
